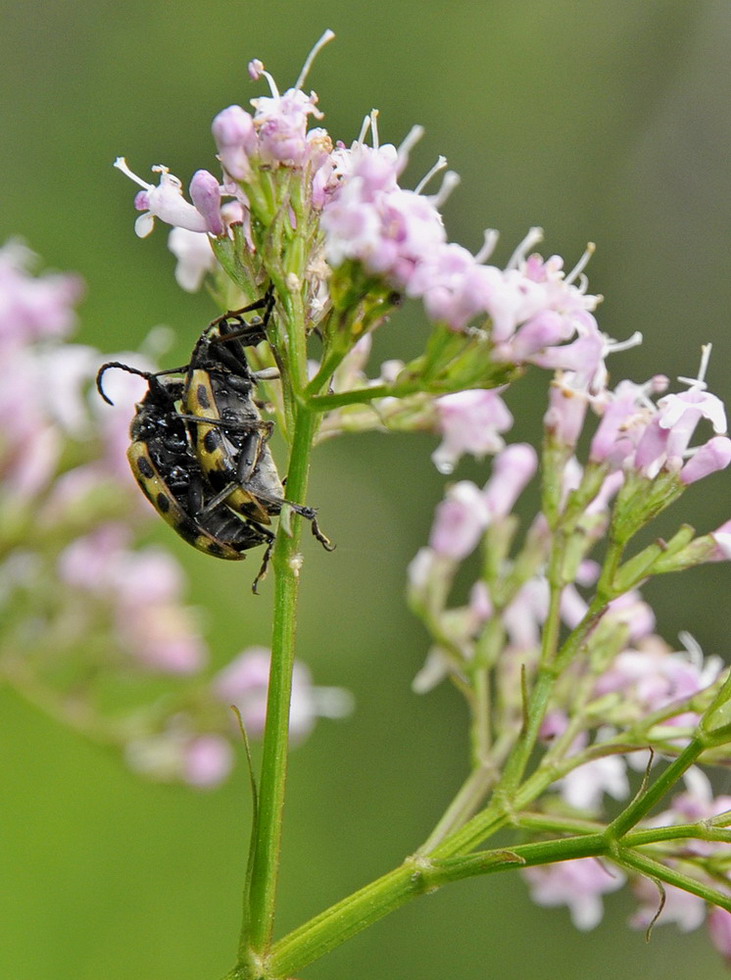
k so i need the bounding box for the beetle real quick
[96,363,276,591]
[181,295,333,552]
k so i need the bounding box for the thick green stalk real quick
[243,403,318,960]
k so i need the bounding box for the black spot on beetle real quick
[137,456,155,479]
[196,384,211,409]
[203,429,221,453]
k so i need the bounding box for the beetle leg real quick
[244,489,335,552]
[251,533,275,594]
[296,506,335,551]
[199,481,241,514]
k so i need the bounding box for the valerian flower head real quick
[113,31,619,405]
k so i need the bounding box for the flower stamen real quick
[294,28,336,91]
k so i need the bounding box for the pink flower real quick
[252,88,323,166]
[182,735,234,790]
[635,387,728,478]
[709,519,731,560]
[529,328,606,391]
[116,601,207,674]
[469,580,493,623]
[428,481,490,560]
[595,638,722,723]
[539,710,569,742]
[483,443,537,518]
[0,351,65,496]
[125,725,232,788]
[322,143,451,291]
[605,592,656,642]
[59,530,208,674]
[168,227,217,292]
[189,169,224,236]
[708,907,731,966]
[58,524,132,591]
[656,768,731,857]
[332,139,401,195]
[630,875,705,932]
[114,158,208,237]
[680,435,731,484]
[589,380,656,468]
[558,747,629,812]
[524,858,625,930]
[406,547,440,597]
[212,104,257,180]
[0,240,84,347]
[213,647,352,743]
[503,578,549,651]
[214,646,272,736]
[432,388,513,474]
[113,549,207,674]
[480,266,547,343]
[544,376,589,448]
[406,243,482,330]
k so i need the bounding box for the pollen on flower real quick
[248,58,265,80]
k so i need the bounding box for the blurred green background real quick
[1,0,730,977]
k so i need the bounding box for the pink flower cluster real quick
[544,345,731,486]
[124,646,353,789]
[427,442,537,559]
[58,525,208,674]
[0,240,84,347]
[115,35,608,387]
[0,241,349,791]
[0,243,88,498]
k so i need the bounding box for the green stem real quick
[615,849,731,915]
[243,406,319,961]
[269,815,731,979]
[606,737,705,840]
[308,383,394,411]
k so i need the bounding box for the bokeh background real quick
[1,0,730,977]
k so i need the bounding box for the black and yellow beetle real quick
[96,363,276,589]
[182,295,333,551]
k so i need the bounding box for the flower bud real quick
[189,169,224,236]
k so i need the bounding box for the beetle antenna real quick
[96,361,153,405]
